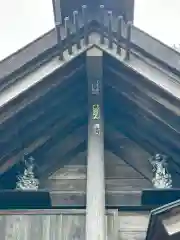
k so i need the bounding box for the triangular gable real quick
[49,149,151,182]
[1,40,180,116]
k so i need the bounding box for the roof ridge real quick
[0,28,56,64]
[0,9,180,85]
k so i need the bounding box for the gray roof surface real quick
[0,11,180,83]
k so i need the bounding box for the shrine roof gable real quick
[0,11,180,86]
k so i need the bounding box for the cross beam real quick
[86,47,105,240]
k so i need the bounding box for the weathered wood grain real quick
[0,210,151,240]
[105,165,148,179]
[106,179,152,190]
[65,151,87,165]
[49,165,87,180]
[62,215,85,239]
[106,211,119,240]
[0,209,153,240]
[104,78,180,179]
[0,96,87,164]
[0,110,87,176]
[106,190,142,206]
[0,69,86,142]
[50,190,142,207]
[105,95,180,181]
[105,126,152,181]
[39,126,87,177]
[105,77,180,153]
[104,62,180,117]
[50,191,86,206]
[48,148,149,181]
[105,150,127,165]
[43,137,152,191]
[5,215,29,240]
[42,178,151,191]
[42,179,86,191]
[118,211,149,231]
[118,212,149,239]
[49,150,127,175]
[118,231,146,240]
[49,164,145,180]
[0,54,85,126]
[105,126,151,170]
[41,215,51,240]
[0,215,5,239]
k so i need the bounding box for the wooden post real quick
[117,16,123,55]
[73,10,81,50]
[52,0,62,25]
[82,5,89,45]
[65,17,72,55]
[100,5,105,45]
[86,47,106,240]
[52,0,63,60]
[107,11,113,49]
[125,21,132,60]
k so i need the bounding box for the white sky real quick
[0,0,179,61]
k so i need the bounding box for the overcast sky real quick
[0,0,179,61]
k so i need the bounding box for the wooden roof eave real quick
[0,56,87,178]
[1,32,180,117]
[0,18,98,92]
[0,9,180,86]
[0,42,180,180]
[0,52,86,125]
[103,53,180,184]
[0,21,180,182]
[146,199,180,240]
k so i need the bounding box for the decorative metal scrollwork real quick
[93,123,100,135]
[92,104,100,120]
[92,80,100,95]
[16,155,39,190]
[149,153,172,189]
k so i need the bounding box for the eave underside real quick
[0,52,180,192]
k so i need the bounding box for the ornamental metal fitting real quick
[16,155,39,190]
[92,104,100,120]
[92,80,100,95]
[93,123,100,135]
[149,153,172,189]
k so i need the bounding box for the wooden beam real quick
[42,177,152,191]
[86,47,105,240]
[105,125,152,182]
[104,67,180,134]
[0,84,87,161]
[162,213,180,237]
[106,119,180,187]
[0,77,85,142]
[50,190,142,207]
[0,107,87,176]
[104,84,180,173]
[0,54,85,126]
[0,64,85,142]
[68,151,87,165]
[106,113,180,187]
[0,93,87,164]
[39,126,87,177]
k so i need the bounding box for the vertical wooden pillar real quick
[52,0,62,25]
[86,47,106,240]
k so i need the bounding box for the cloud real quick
[134,0,180,47]
[0,0,179,60]
[0,0,54,60]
